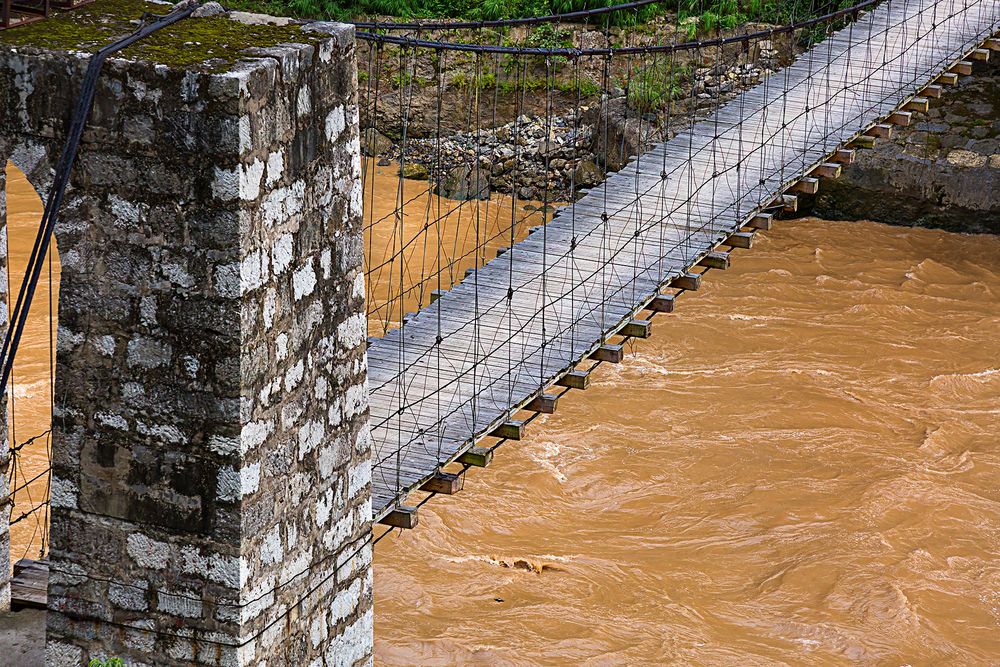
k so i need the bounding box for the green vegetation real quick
[88,658,126,667]
[228,0,856,31]
[623,62,688,112]
[227,0,664,24]
[674,0,860,40]
[448,69,599,97]
[522,24,574,50]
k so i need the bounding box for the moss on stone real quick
[0,0,324,71]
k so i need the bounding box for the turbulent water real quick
[5,162,1000,664]
[4,163,58,563]
[371,200,1000,662]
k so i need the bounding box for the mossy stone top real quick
[0,0,327,71]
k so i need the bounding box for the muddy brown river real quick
[6,162,1000,664]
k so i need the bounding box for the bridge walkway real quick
[367,0,1000,517]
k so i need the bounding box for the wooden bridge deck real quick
[367,0,1000,517]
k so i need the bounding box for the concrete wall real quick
[0,10,372,666]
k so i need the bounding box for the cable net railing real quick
[358,0,1000,517]
[1,0,997,545]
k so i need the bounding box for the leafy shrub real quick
[625,63,684,113]
[88,658,126,667]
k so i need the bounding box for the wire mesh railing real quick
[357,0,1000,519]
[1,0,997,548]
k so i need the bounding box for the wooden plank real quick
[591,343,624,363]
[782,194,799,213]
[620,318,652,338]
[646,294,676,312]
[888,110,912,126]
[920,84,943,98]
[725,231,755,249]
[556,369,590,390]
[790,177,820,194]
[851,134,877,149]
[457,446,494,467]
[526,393,559,414]
[747,212,773,230]
[986,38,1000,51]
[903,97,929,112]
[379,505,419,529]
[811,162,843,179]
[421,472,464,495]
[866,124,894,139]
[937,71,960,84]
[11,558,47,610]
[698,252,731,270]
[948,60,972,76]
[490,420,527,440]
[969,48,989,61]
[671,272,702,291]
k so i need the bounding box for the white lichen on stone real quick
[293,261,317,300]
[298,419,325,460]
[352,272,365,299]
[240,419,274,455]
[49,475,79,509]
[109,580,149,611]
[272,234,294,275]
[324,607,372,667]
[348,461,371,499]
[344,381,367,419]
[156,590,203,618]
[284,360,305,391]
[266,150,285,187]
[92,335,116,357]
[325,106,346,142]
[260,526,283,566]
[127,533,170,570]
[96,412,128,431]
[126,336,172,369]
[337,313,366,349]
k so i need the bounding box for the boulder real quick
[583,97,661,172]
[361,127,393,157]
[435,164,490,200]
[399,162,430,180]
[573,159,602,187]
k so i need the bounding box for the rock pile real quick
[363,60,780,200]
[374,111,603,201]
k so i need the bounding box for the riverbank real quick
[354,11,800,200]
[809,58,1000,234]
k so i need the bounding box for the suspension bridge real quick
[358,0,1000,526]
[0,0,995,567]
[0,0,997,662]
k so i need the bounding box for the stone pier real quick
[0,5,372,665]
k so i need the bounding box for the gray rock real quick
[436,164,490,200]
[574,159,602,187]
[399,162,429,180]
[361,127,393,157]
